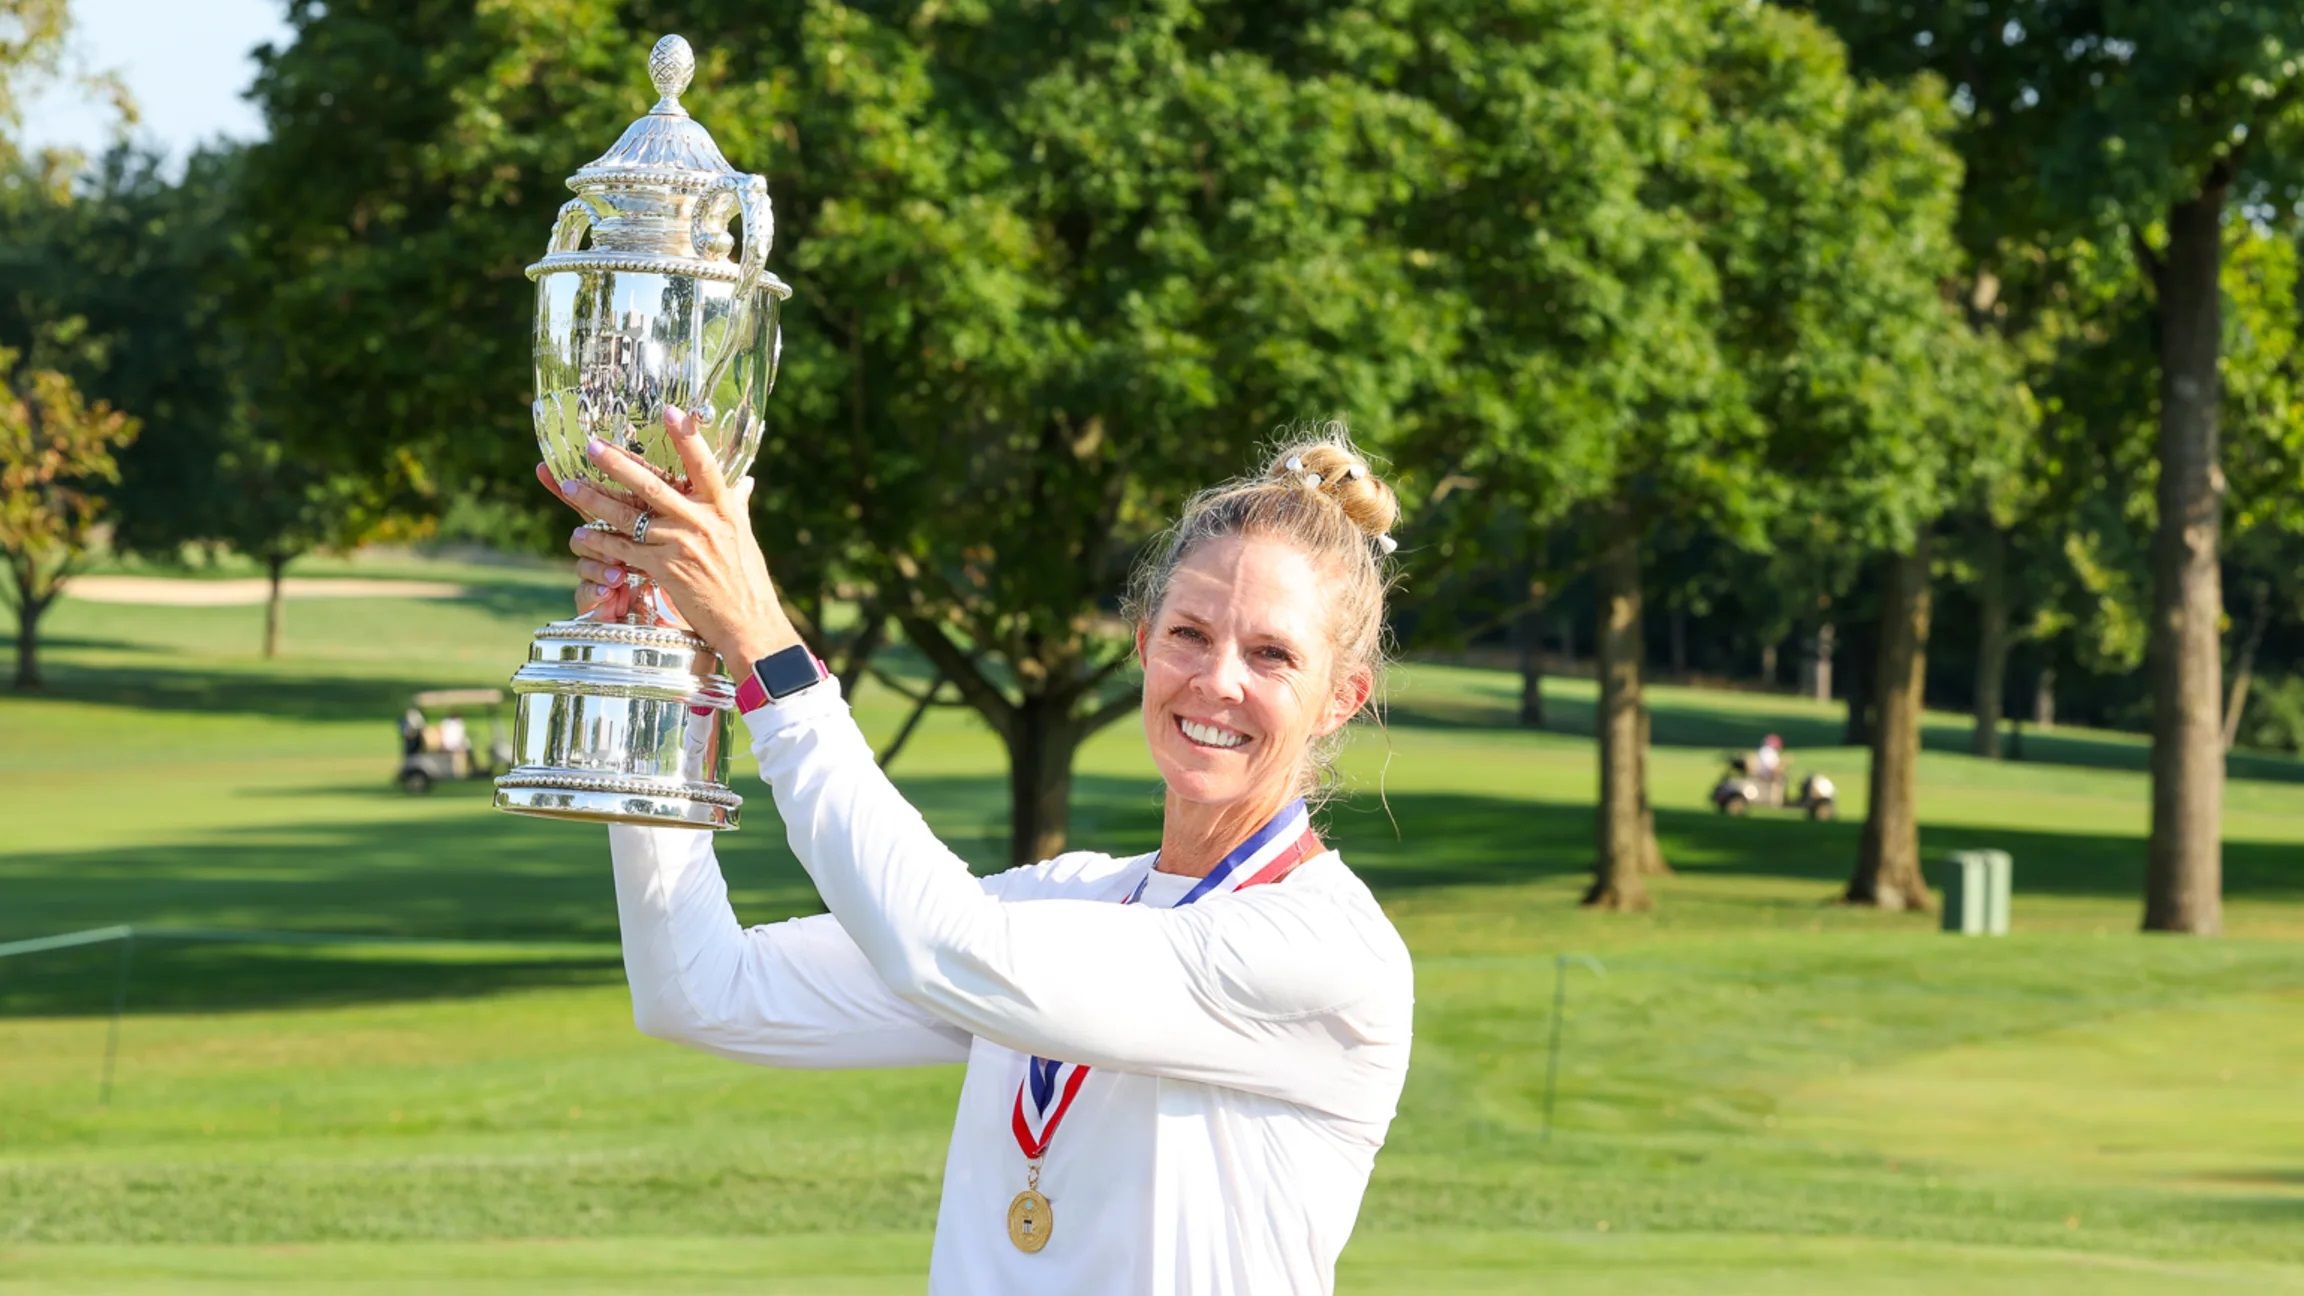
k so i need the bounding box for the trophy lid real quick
[568,35,742,191]
[531,33,788,291]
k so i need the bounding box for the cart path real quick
[67,576,471,606]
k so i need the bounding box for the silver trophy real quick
[493,34,790,831]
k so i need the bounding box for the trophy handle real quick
[694,173,773,407]
[546,198,596,255]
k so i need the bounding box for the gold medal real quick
[1007,1188,1053,1253]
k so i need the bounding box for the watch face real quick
[755,645,825,699]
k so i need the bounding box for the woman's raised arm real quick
[609,823,973,1068]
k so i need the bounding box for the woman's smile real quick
[1176,715,1251,750]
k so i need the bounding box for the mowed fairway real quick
[4,555,2302,1294]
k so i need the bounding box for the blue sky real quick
[20,0,292,163]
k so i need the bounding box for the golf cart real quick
[396,689,515,794]
[1710,749,1836,821]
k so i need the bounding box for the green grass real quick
[3,558,2301,1293]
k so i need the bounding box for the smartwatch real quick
[735,644,828,711]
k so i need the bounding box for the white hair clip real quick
[1346,463,1367,481]
[1285,455,1305,472]
[1300,473,1323,489]
[1375,534,1398,555]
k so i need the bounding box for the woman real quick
[546,411,1414,1295]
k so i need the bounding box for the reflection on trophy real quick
[493,33,791,831]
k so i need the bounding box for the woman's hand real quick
[552,406,804,670]
[532,460,642,623]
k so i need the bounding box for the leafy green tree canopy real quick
[240,0,1451,859]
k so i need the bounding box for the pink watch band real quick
[735,672,770,713]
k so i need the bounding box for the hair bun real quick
[1266,431,1400,549]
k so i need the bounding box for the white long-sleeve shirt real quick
[608,680,1415,1295]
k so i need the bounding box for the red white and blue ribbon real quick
[1121,796,1320,906]
[1010,798,1325,1164]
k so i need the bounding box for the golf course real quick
[3,555,2300,1294]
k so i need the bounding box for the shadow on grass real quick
[0,769,1103,1017]
[8,604,951,732]
[2,634,158,656]
[0,939,622,1019]
[4,574,571,723]
[1391,669,2304,785]
[9,756,2297,1020]
[7,662,516,727]
[2198,1168,2304,1190]
[1324,790,2303,904]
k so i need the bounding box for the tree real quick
[0,0,127,151]
[1359,0,2008,908]
[1939,255,2078,761]
[1839,336,2027,909]
[240,0,1449,863]
[1387,486,1569,729]
[216,432,374,658]
[0,141,384,657]
[1798,1,2304,936]
[1941,214,2303,764]
[2219,223,2304,748]
[36,147,245,559]
[0,0,133,211]
[2007,239,2162,731]
[1847,536,1932,907]
[0,339,138,688]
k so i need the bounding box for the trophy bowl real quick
[493,33,792,832]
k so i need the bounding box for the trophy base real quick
[494,617,744,832]
[494,777,739,831]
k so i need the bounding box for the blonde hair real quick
[1122,422,1402,803]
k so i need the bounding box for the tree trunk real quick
[1841,616,1875,747]
[876,680,945,769]
[2143,185,2226,936]
[263,551,288,659]
[1635,698,1670,876]
[1006,695,1079,866]
[1760,640,1779,687]
[1584,521,1652,910]
[1514,601,1546,727]
[1668,607,1688,677]
[12,587,44,691]
[887,606,1136,872]
[1805,622,1836,702]
[2034,666,2056,728]
[1848,536,1933,910]
[829,603,888,694]
[2221,583,2269,753]
[1972,526,2009,759]
[7,548,56,691]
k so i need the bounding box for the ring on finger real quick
[631,510,653,545]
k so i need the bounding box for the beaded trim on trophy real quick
[537,620,714,650]
[527,244,792,294]
[571,168,739,194]
[494,772,745,808]
[506,678,738,707]
[528,251,754,285]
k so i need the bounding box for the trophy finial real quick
[648,35,696,113]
